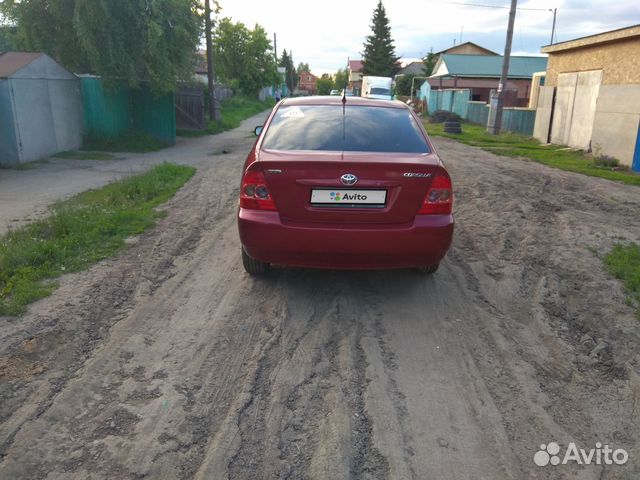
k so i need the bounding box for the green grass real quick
[424,121,640,186]
[178,95,275,137]
[82,130,169,153]
[54,151,117,160]
[13,163,38,171]
[4,159,50,170]
[0,163,196,316]
[605,243,640,317]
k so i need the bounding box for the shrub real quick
[593,155,621,168]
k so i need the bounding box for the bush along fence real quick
[428,89,536,136]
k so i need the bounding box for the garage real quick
[0,52,82,167]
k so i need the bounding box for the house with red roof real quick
[348,60,363,95]
[297,71,317,95]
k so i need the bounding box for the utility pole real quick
[273,33,279,97]
[487,0,517,135]
[550,8,557,45]
[273,33,278,64]
[205,0,220,122]
[290,49,295,95]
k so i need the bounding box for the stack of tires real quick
[443,120,462,134]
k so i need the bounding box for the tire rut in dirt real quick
[225,271,390,480]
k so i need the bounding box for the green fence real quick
[428,89,469,116]
[132,87,176,144]
[467,102,489,126]
[501,108,536,136]
[452,90,470,118]
[81,77,130,137]
[80,76,176,144]
[429,88,536,136]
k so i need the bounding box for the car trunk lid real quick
[257,149,446,224]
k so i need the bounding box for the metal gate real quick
[175,86,205,130]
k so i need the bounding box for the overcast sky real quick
[219,0,640,74]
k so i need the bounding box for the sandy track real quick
[1,116,639,479]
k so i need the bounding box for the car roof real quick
[280,96,406,109]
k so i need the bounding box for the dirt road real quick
[1,113,640,479]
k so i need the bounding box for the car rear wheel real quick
[242,249,269,275]
[417,263,439,275]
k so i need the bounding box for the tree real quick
[1,0,84,71]
[333,67,349,91]
[423,48,437,77]
[1,0,201,93]
[395,74,425,96]
[317,74,334,95]
[0,25,17,51]
[296,62,310,74]
[213,18,278,95]
[361,0,399,77]
[279,49,297,94]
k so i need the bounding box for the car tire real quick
[417,263,439,275]
[242,249,269,275]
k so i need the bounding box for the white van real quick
[361,76,393,100]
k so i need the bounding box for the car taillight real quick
[417,175,453,215]
[240,169,277,211]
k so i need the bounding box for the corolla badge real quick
[341,173,358,186]
[403,172,432,178]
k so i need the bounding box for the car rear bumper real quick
[238,209,454,269]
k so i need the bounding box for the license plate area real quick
[310,188,387,207]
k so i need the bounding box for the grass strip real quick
[54,151,117,160]
[178,95,275,137]
[604,243,640,316]
[0,163,195,316]
[424,121,640,186]
[82,130,169,153]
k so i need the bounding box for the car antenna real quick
[342,94,346,143]
[342,57,349,105]
[342,58,348,143]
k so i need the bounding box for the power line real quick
[428,0,552,12]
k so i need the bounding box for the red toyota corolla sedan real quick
[237,96,454,274]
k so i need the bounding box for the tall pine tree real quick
[279,49,297,94]
[361,1,399,77]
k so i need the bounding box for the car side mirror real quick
[254,126,263,136]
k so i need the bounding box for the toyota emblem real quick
[340,173,358,186]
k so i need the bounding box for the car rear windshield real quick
[261,105,430,153]
[370,88,390,95]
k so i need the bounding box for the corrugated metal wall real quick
[11,78,59,162]
[49,79,84,150]
[467,102,490,126]
[501,108,536,136]
[81,77,176,145]
[132,88,176,144]
[81,77,130,137]
[452,90,470,118]
[428,89,470,117]
[0,80,18,166]
[1,76,82,166]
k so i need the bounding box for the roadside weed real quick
[0,163,195,316]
